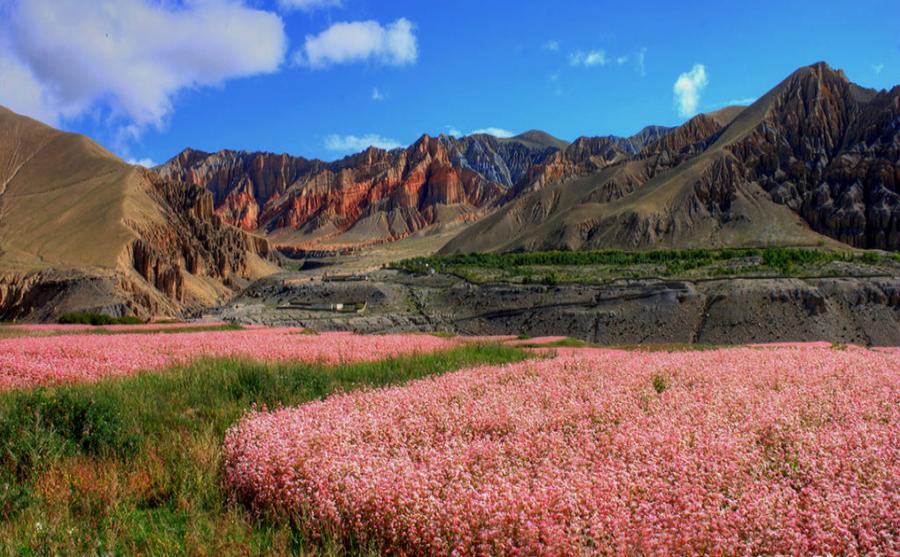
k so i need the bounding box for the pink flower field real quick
[0,329,457,390]
[224,345,900,556]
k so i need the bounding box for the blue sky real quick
[1,0,898,165]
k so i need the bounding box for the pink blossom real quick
[0,330,456,390]
[224,345,900,555]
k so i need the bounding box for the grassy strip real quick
[0,343,528,555]
[393,247,900,282]
[515,338,593,349]
[0,323,242,339]
[513,337,729,351]
[85,324,243,336]
[58,312,144,326]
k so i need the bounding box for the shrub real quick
[860,252,881,264]
[392,247,852,281]
[652,373,669,394]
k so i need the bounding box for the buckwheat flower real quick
[224,345,899,555]
[0,329,457,389]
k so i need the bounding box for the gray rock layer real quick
[212,272,900,346]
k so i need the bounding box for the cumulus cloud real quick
[277,0,341,11]
[569,49,607,67]
[371,87,385,101]
[470,127,515,138]
[0,53,59,125]
[0,0,286,135]
[324,133,402,152]
[673,63,708,117]
[295,18,417,68]
[542,40,560,52]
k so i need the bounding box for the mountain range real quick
[158,62,899,255]
[0,62,896,319]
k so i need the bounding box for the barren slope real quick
[0,107,279,320]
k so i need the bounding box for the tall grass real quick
[0,343,528,555]
[58,312,144,326]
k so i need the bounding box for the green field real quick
[393,247,900,284]
[0,343,528,555]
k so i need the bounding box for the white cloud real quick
[470,127,515,138]
[324,133,402,152]
[542,40,560,52]
[371,87,385,101]
[442,126,516,138]
[873,63,884,75]
[584,52,606,66]
[295,18,417,68]
[721,97,757,106]
[277,0,341,11]
[0,53,59,125]
[616,55,628,65]
[569,49,607,67]
[673,63,708,117]
[127,157,156,168]
[637,48,647,77]
[0,0,286,136]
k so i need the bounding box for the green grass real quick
[652,374,669,394]
[516,337,591,349]
[58,312,144,326]
[0,343,528,556]
[512,338,729,352]
[87,324,243,336]
[0,323,243,339]
[608,343,725,352]
[392,247,900,283]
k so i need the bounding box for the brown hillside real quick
[0,107,279,320]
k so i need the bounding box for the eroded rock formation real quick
[0,106,279,320]
[442,63,900,253]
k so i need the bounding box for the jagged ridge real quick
[441,62,899,253]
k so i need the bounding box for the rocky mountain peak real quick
[154,62,898,254]
[806,61,849,83]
